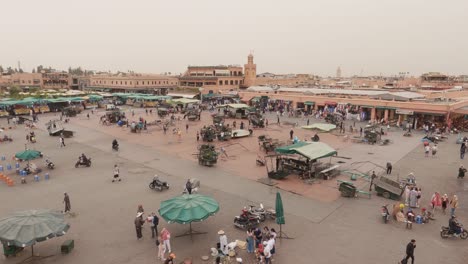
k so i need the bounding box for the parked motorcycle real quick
[381,205,390,223]
[45,158,55,169]
[440,225,468,239]
[75,158,92,168]
[234,210,260,230]
[149,176,170,191]
[247,204,276,221]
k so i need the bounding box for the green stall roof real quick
[275,142,337,160]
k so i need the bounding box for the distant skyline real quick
[1,0,467,76]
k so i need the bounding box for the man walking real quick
[150,212,159,238]
[369,171,377,191]
[401,239,416,264]
[386,162,392,175]
[63,193,71,213]
[460,142,466,159]
[289,129,294,140]
[60,136,66,147]
[185,179,192,194]
[135,212,144,240]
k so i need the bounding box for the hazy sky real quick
[1,0,467,76]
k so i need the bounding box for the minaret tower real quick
[244,53,257,87]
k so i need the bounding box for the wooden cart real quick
[374,176,405,200]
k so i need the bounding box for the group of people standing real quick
[245,226,277,264]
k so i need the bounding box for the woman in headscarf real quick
[430,192,442,213]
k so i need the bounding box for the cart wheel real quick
[383,192,390,199]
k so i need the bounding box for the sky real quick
[1,0,467,76]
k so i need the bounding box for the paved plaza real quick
[1,108,467,264]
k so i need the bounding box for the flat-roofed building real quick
[87,74,178,94]
[179,65,244,93]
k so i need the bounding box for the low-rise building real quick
[179,65,244,93]
[87,74,178,94]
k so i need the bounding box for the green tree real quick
[36,65,44,73]
[6,67,14,74]
[19,68,24,73]
[9,85,21,98]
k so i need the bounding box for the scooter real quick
[234,211,260,230]
[75,158,92,168]
[440,225,468,239]
[149,176,170,191]
[45,158,55,169]
[381,205,390,224]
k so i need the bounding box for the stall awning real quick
[301,123,336,132]
[304,101,315,106]
[275,142,337,160]
[376,106,397,110]
[171,98,199,105]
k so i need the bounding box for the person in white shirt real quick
[263,241,272,264]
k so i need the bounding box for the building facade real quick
[87,74,178,94]
[179,65,244,93]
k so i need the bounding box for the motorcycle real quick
[247,204,276,222]
[440,225,468,239]
[75,158,92,168]
[149,176,170,191]
[381,205,390,223]
[234,212,260,230]
[45,158,55,169]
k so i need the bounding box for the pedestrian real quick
[135,212,144,240]
[218,230,228,255]
[160,228,171,255]
[253,227,262,247]
[263,241,272,264]
[460,142,466,159]
[246,228,254,253]
[266,118,269,127]
[185,179,192,194]
[416,188,422,207]
[240,121,244,129]
[409,188,418,208]
[430,192,441,213]
[63,193,71,213]
[424,144,430,157]
[431,144,437,157]
[164,253,176,264]
[112,164,121,182]
[458,165,466,179]
[145,109,148,115]
[307,118,309,126]
[196,131,200,141]
[449,195,458,216]
[185,123,189,133]
[441,194,448,214]
[60,136,66,147]
[402,239,416,264]
[86,113,90,119]
[277,116,280,124]
[150,212,159,238]
[386,162,392,174]
[289,129,294,140]
[177,129,182,141]
[163,125,167,135]
[157,238,165,260]
[359,127,363,137]
[369,171,377,191]
[262,226,270,242]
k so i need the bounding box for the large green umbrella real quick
[159,194,219,237]
[0,209,70,259]
[275,191,291,239]
[15,149,42,161]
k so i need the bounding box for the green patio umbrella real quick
[275,191,291,239]
[159,194,219,237]
[15,149,42,161]
[0,209,70,260]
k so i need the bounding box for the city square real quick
[1,1,468,263]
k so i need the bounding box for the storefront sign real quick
[396,109,414,115]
